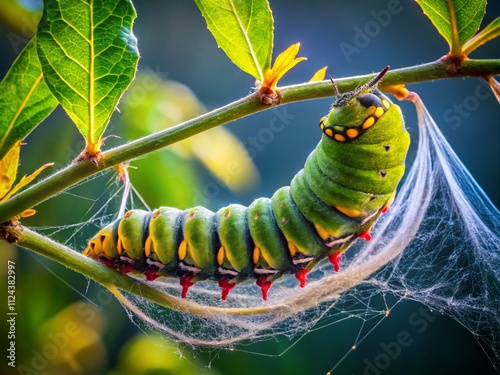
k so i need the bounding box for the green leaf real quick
[0,38,58,160]
[463,17,500,55]
[416,0,486,55]
[194,0,273,81]
[36,0,140,154]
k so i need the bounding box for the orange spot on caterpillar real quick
[362,116,375,129]
[218,279,236,300]
[83,244,94,258]
[217,246,225,266]
[295,268,309,288]
[334,134,346,142]
[367,105,377,115]
[178,240,187,260]
[346,128,359,139]
[374,106,385,117]
[288,241,298,257]
[180,275,195,298]
[223,209,231,218]
[256,277,273,300]
[117,238,123,254]
[124,211,132,219]
[144,236,152,257]
[334,205,361,218]
[188,211,196,219]
[253,247,261,264]
[314,224,329,240]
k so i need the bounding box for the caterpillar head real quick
[320,66,392,143]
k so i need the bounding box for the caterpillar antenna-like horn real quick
[365,65,390,89]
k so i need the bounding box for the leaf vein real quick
[228,0,263,80]
[0,73,44,151]
[59,18,91,44]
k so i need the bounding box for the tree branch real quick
[0,58,499,223]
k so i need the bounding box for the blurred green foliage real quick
[118,72,259,209]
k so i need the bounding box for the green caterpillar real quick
[84,67,410,301]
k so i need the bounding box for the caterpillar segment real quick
[84,68,409,301]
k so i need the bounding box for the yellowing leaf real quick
[121,75,260,194]
[1,162,53,202]
[262,43,307,90]
[0,140,22,200]
[0,141,52,220]
[309,66,327,82]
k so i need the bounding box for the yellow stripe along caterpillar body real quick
[84,68,410,300]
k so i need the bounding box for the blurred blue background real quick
[1,0,499,374]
